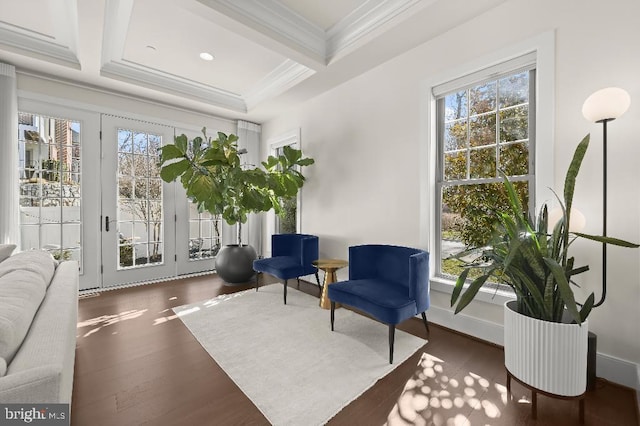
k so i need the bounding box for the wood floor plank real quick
[71,274,639,425]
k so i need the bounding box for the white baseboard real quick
[637,365,640,406]
[426,305,640,393]
[427,304,505,346]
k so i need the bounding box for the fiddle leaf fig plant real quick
[450,134,639,324]
[159,128,314,244]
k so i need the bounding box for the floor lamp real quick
[581,86,631,390]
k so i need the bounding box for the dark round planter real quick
[215,244,257,284]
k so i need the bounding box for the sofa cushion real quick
[0,251,54,364]
[0,357,6,376]
[0,244,16,264]
[0,250,56,289]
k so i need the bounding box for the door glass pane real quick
[18,113,83,269]
[116,128,164,269]
[188,203,221,260]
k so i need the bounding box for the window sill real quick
[430,276,515,307]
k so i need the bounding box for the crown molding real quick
[101,61,247,112]
[0,13,80,70]
[198,0,428,65]
[244,60,315,110]
[197,0,326,67]
[326,0,429,61]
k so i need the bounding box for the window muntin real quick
[436,68,535,280]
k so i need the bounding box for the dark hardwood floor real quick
[72,274,639,425]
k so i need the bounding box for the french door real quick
[100,116,177,287]
[16,100,101,291]
[16,106,220,290]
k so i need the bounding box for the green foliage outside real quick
[279,196,297,234]
[442,73,531,249]
[52,249,71,261]
[119,234,133,267]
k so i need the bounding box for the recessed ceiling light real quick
[199,52,214,61]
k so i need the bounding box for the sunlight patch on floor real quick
[76,309,148,338]
[385,352,510,425]
[153,314,178,325]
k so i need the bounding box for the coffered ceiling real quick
[0,0,506,121]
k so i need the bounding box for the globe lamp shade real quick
[582,87,631,123]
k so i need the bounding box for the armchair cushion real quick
[328,279,415,324]
[252,256,304,281]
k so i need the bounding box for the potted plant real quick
[450,134,638,397]
[159,128,314,283]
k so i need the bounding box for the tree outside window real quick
[437,69,535,279]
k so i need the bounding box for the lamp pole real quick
[581,86,631,391]
[594,119,609,308]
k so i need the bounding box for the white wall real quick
[262,0,640,387]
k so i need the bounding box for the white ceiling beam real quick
[243,59,315,110]
[326,0,432,62]
[195,0,327,70]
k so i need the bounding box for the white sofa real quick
[0,247,78,403]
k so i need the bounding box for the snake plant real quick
[451,134,638,324]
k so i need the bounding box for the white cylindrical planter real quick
[504,300,588,396]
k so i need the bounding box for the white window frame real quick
[265,128,302,256]
[420,31,555,306]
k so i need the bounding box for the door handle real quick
[105,216,110,232]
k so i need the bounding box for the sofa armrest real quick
[0,365,67,403]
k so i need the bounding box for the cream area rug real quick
[173,284,427,426]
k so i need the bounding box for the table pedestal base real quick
[319,269,340,309]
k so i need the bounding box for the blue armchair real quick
[253,234,321,304]
[328,244,430,363]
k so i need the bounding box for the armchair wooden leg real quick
[255,272,261,292]
[421,312,430,337]
[315,272,321,291]
[297,277,300,289]
[389,324,395,364]
[283,279,288,305]
[330,302,335,331]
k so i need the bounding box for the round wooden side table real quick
[313,258,348,309]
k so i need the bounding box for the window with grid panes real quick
[435,58,536,282]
